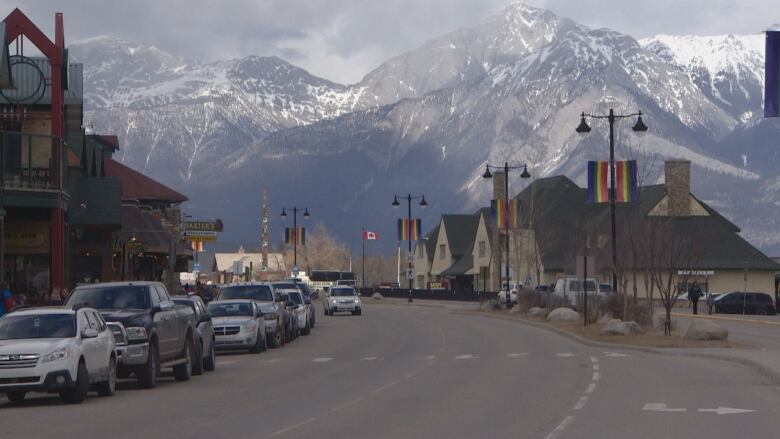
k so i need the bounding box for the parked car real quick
[325,286,362,316]
[286,290,312,335]
[273,281,316,328]
[549,277,603,310]
[65,281,198,389]
[218,283,286,348]
[207,300,266,353]
[0,307,117,404]
[275,290,299,342]
[172,295,216,374]
[713,292,777,315]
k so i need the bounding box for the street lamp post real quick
[483,162,531,308]
[392,193,427,303]
[576,108,648,294]
[280,206,310,276]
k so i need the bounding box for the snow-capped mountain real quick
[75,2,780,254]
[640,34,765,121]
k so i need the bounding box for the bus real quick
[310,270,357,292]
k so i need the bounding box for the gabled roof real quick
[423,225,440,261]
[441,214,480,257]
[105,158,188,204]
[441,254,473,276]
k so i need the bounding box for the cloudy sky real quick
[3,0,775,84]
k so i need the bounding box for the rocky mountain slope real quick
[73,2,780,254]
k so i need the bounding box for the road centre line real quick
[453,354,478,360]
[590,356,598,363]
[312,357,333,362]
[372,382,397,393]
[362,356,379,361]
[592,372,601,381]
[330,398,363,413]
[545,415,575,439]
[405,371,420,379]
[585,383,597,394]
[507,353,529,358]
[593,364,600,371]
[574,396,589,410]
[268,418,317,437]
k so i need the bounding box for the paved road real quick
[2,302,780,438]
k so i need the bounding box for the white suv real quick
[0,307,117,404]
[325,286,362,316]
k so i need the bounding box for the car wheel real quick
[173,336,194,381]
[356,309,362,316]
[756,307,768,316]
[97,356,117,397]
[137,342,158,389]
[192,339,204,376]
[272,328,283,349]
[261,331,268,352]
[203,340,216,372]
[60,361,89,404]
[324,307,329,316]
[6,391,26,403]
[249,330,263,354]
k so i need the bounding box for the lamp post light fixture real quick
[280,207,310,275]
[392,193,427,303]
[575,108,648,295]
[483,162,531,308]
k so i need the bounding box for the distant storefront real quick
[4,221,51,301]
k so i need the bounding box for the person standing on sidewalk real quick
[688,282,703,315]
[706,291,715,315]
[0,282,15,317]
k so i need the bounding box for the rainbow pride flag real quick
[285,227,305,245]
[587,161,609,203]
[397,218,421,241]
[491,199,521,228]
[615,160,638,202]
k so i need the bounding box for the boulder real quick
[599,319,643,336]
[685,320,729,341]
[371,292,384,300]
[652,313,677,331]
[508,306,524,315]
[546,307,580,322]
[527,307,547,318]
[480,299,505,312]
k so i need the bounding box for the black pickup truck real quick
[65,281,198,389]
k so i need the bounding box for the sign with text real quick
[183,220,223,232]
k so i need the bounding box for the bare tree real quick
[284,223,350,273]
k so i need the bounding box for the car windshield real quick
[0,314,76,340]
[288,292,303,304]
[220,285,274,302]
[66,286,150,310]
[207,303,253,317]
[331,288,355,297]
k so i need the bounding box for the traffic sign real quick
[193,262,201,272]
[292,265,300,276]
[406,254,414,264]
[407,269,414,280]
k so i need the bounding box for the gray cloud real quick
[1,0,774,84]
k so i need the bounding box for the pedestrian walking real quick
[1,282,15,317]
[688,282,703,315]
[706,291,715,315]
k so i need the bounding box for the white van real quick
[550,277,606,309]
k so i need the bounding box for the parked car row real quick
[0,279,319,405]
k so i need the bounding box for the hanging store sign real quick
[4,224,49,253]
[183,220,223,232]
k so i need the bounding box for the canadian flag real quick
[363,230,379,240]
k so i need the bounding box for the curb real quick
[463,310,780,383]
[671,312,780,327]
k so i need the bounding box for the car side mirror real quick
[151,305,163,314]
[82,328,99,339]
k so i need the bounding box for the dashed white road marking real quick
[312,357,333,363]
[590,356,598,363]
[642,403,686,413]
[604,352,630,357]
[592,372,601,381]
[545,415,575,439]
[262,358,282,364]
[330,398,363,412]
[362,356,379,361]
[507,353,529,358]
[556,353,575,358]
[405,371,420,379]
[421,355,436,361]
[585,383,597,394]
[593,364,600,371]
[372,382,397,393]
[574,396,589,410]
[268,417,317,437]
[453,354,478,360]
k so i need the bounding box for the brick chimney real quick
[665,160,691,217]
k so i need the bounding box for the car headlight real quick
[242,321,258,333]
[264,312,277,321]
[125,326,148,341]
[42,346,71,364]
